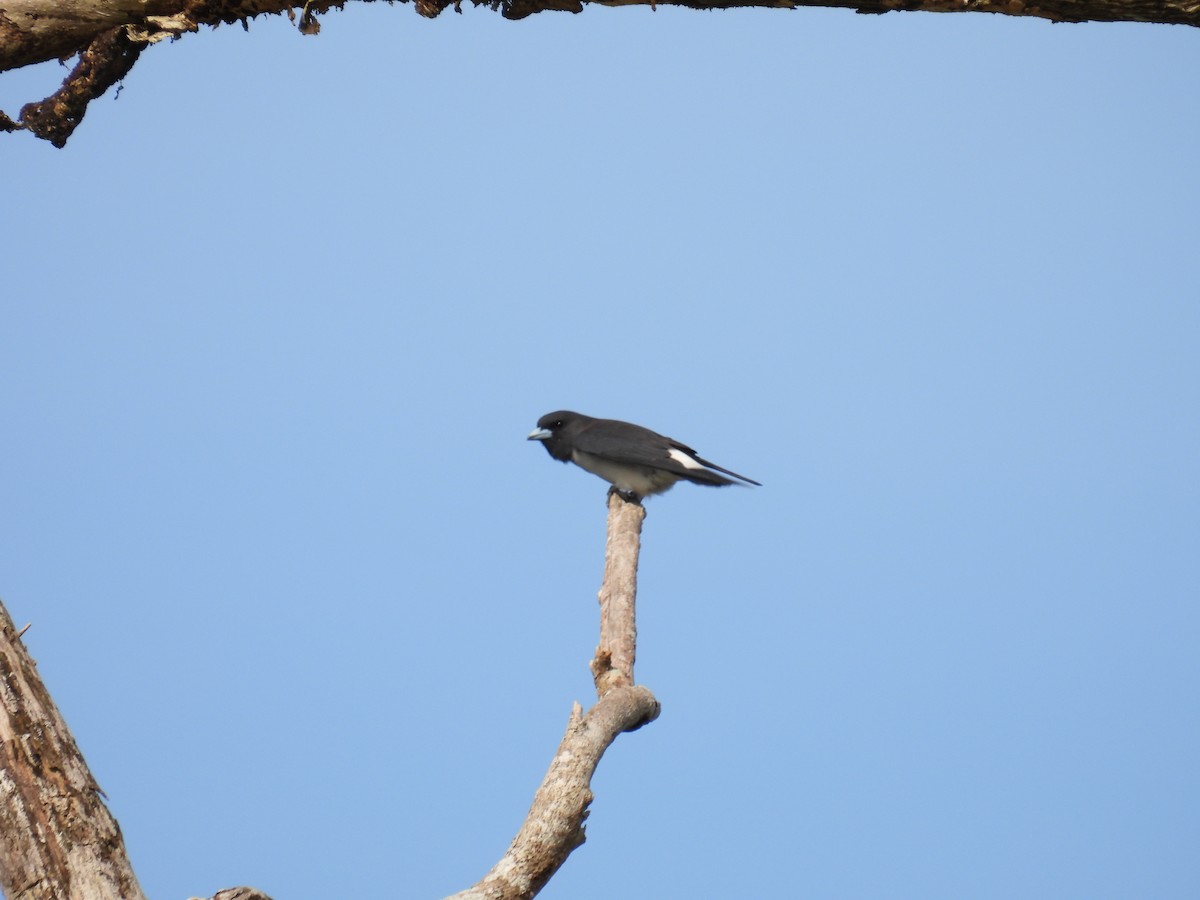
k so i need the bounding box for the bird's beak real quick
[527,428,552,441]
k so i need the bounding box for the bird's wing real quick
[571,418,677,467]
[573,419,761,486]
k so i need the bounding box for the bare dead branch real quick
[18,26,143,147]
[447,491,659,900]
[1,0,1196,146]
[591,491,645,696]
[446,685,660,900]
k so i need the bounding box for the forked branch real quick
[447,492,659,900]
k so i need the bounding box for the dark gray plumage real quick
[527,410,760,500]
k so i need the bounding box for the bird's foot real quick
[607,485,643,505]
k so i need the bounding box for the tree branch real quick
[447,492,660,900]
[16,26,143,148]
[1,0,1196,146]
[445,685,660,900]
[591,491,645,695]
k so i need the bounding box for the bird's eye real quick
[552,420,563,428]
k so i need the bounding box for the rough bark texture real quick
[446,492,660,900]
[14,25,144,147]
[1,0,1197,146]
[0,597,272,900]
[0,601,148,900]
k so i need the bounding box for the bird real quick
[527,410,760,501]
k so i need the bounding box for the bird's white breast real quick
[571,450,681,495]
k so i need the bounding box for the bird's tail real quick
[689,460,761,487]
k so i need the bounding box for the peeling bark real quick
[1,0,1196,146]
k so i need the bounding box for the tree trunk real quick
[0,602,148,900]
[0,599,270,900]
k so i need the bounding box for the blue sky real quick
[1,6,1198,899]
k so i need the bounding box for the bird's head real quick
[528,410,584,462]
